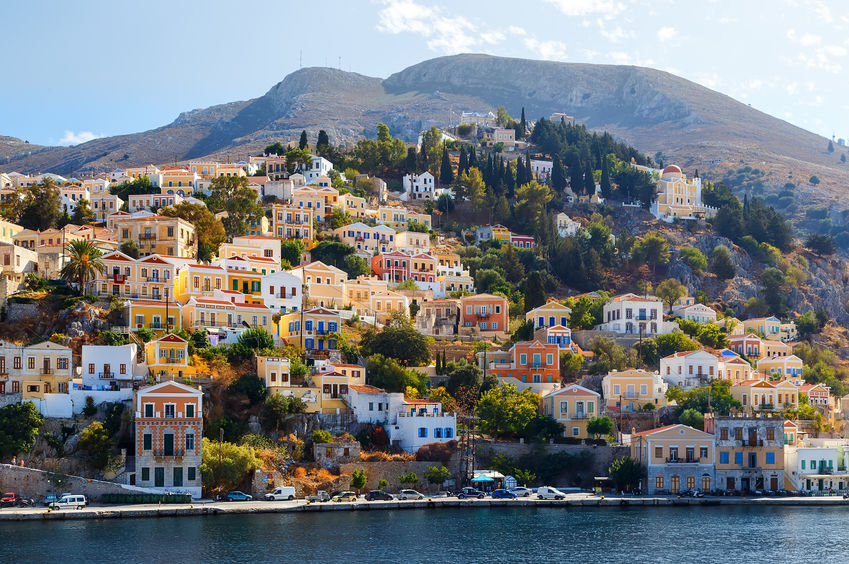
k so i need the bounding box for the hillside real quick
[2,54,847,206]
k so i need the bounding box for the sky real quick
[2,0,847,146]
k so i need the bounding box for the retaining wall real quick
[0,463,159,501]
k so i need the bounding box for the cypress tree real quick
[458,145,468,175]
[299,130,308,150]
[600,155,611,198]
[583,162,595,195]
[505,161,516,199]
[440,145,453,185]
[524,271,546,311]
[569,155,583,195]
[406,147,418,173]
[551,158,566,192]
[516,158,526,188]
[524,153,532,184]
[520,107,527,137]
[468,147,477,170]
[317,130,329,151]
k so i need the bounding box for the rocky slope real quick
[2,54,846,207]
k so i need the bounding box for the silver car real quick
[397,489,426,500]
[509,487,533,498]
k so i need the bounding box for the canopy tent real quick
[471,475,495,483]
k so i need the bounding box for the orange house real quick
[134,381,203,498]
[459,293,509,338]
[482,340,560,394]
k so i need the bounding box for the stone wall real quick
[0,278,21,308]
[0,463,160,501]
[339,459,461,493]
[6,302,39,322]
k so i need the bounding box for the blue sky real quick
[3,0,847,146]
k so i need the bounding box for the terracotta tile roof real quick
[348,384,384,394]
[632,424,680,437]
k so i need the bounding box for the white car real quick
[50,494,87,510]
[265,486,296,501]
[536,487,566,500]
[397,490,426,500]
[509,487,534,498]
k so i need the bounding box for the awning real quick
[471,475,495,483]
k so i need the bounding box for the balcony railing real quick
[159,358,184,364]
[739,439,765,447]
[98,372,114,379]
[41,367,53,375]
[152,448,186,457]
[665,457,703,464]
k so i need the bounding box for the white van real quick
[536,487,566,500]
[264,486,296,501]
[50,494,87,510]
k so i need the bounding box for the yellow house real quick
[757,354,803,379]
[601,369,668,412]
[182,297,272,333]
[540,384,601,438]
[732,379,799,412]
[126,300,183,333]
[95,252,179,301]
[339,193,368,219]
[278,307,341,354]
[761,339,792,359]
[21,341,73,399]
[371,290,410,324]
[313,363,366,414]
[157,168,200,191]
[113,215,197,258]
[219,235,281,264]
[257,356,292,394]
[526,300,572,330]
[145,334,194,381]
[271,203,315,247]
[344,276,389,313]
[290,261,348,308]
[631,424,716,494]
[718,355,754,383]
[225,268,263,297]
[0,219,24,244]
[174,264,228,301]
[651,164,716,220]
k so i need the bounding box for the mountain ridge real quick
[2,54,846,207]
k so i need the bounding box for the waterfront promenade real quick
[3,493,849,521]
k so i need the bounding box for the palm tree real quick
[61,239,105,295]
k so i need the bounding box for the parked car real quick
[536,487,566,500]
[686,489,704,498]
[1,492,18,508]
[49,494,87,510]
[332,491,358,502]
[265,486,296,501]
[491,489,517,499]
[306,490,330,503]
[364,490,394,501]
[397,490,425,500]
[509,487,533,498]
[223,491,253,502]
[456,487,485,499]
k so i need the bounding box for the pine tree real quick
[600,155,612,198]
[440,145,454,185]
[551,158,566,192]
[299,130,308,150]
[458,145,468,175]
[828,140,835,153]
[406,147,418,173]
[693,168,699,178]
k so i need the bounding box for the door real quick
[741,477,750,491]
[164,433,174,456]
[173,467,183,487]
[726,477,735,491]
[154,467,165,487]
[702,476,711,493]
[770,477,778,491]
[670,475,680,493]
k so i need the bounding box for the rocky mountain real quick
[2,54,846,206]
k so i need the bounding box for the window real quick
[654,446,663,459]
[418,427,427,438]
[434,428,442,438]
[766,452,775,465]
[700,447,708,459]
[640,384,648,396]
[188,467,196,481]
[445,428,453,438]
[88,363,95,374]
[766,428,775,441]
[655,476,664,489]
[559,401,568,414]
[186,403,195,418]
[143,434,152,450]
[120,364,126,375]
[186,434,195,451]
[720,452,729,464]
[734,452,743,465]
[613,384,620,396]
[164,404,175,418]
[27,357,34,370]
[801,459,806,470]
[720,428,728,440]
[141,467,150,481]
[144,404,153,417]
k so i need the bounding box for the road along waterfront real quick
[2,493,849,521]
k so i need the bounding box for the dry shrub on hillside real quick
[415,440,457,463]
[360,451,416,462]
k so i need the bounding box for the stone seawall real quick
[0,464,159,501]
[339,460,460,492]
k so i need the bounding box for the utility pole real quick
[217,427,224,499]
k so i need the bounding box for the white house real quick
[555,213,581,238]
[659,350,721,391]
[346,384,456,453]
[596,293,678,336]
[402,172,445,201]
[303,155,334,184]
[80,344,147,390]
[676,303,718,324]
[530,159,553,181]
[260,269,302,313]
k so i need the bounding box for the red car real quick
[0,492,18,507]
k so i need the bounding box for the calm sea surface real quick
[3,506,849,563]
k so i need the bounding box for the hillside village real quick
[1,111,848,501]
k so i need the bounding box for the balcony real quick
[739,439,765,447]
[531,362,543,369]
[139,233,157,240]
[477,311,491,318]
[147,277,161,282]
[665,457,703,464]
[113,274,127,284]
[160,358,184,364]
[98,372,114,380]
[152,448,186,458]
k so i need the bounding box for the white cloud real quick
[823,45,847,57]
[787,29,821,46]
[545,0,626,19]
[656,26,678,43]
[785,82,798,95]
[508,25,527,36]
[375,0,486,53]
[57,130,104,146]
[523,38,568,60]
[600,24,631,43]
